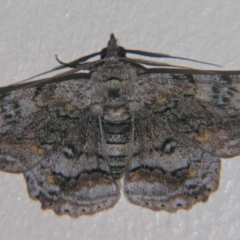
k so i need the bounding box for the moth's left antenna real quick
[21,51,102,82]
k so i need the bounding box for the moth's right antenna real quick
[124,49,221,68]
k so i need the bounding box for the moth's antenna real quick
[20,51,102,82]
[55,54,72,67]
[125,49,221,68]
[0,72,91,95]
[120,57,202,70]
[57,51,102,67]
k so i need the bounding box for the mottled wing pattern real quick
[0,80,119,217]
[137,73,240,157]
[124,72,239,211]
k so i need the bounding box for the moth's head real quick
[105,34,119,59]
[100,34,126,60]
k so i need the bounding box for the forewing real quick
[135,73,240,158]
[0,80,119,216]
[124,114,220,211]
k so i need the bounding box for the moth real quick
[0,34,239,217]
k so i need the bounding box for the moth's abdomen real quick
[102,104,131,179]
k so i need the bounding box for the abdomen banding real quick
[102,104,131,179]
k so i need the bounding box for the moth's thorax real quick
[90,62,135,118]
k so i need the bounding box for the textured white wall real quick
[0,1,240,240]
